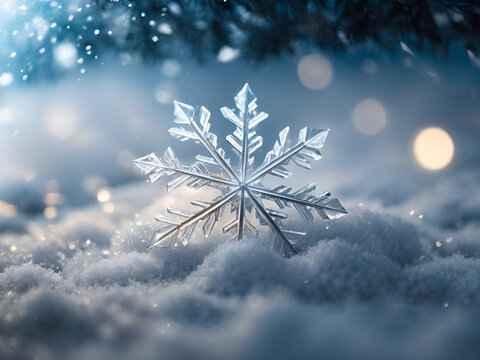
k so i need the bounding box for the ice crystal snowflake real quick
[135,84,347,256]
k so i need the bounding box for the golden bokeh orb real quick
[297,54,333,90]
[97,188,111,203]
[413,127,454,170]
[44,206,58,219]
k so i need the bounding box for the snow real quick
[1,187,480,359]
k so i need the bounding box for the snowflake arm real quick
[238,189,246,240]
[245,188,298,255]
[148,189,240,248]
[249,185,348,221]
[222,84,268,180]
[171,101,239,182]
[221,191,259,241]
[134,149,236,189]
[248,126,329,184]
[240,89,251,182]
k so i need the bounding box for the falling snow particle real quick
[217,46,240,63]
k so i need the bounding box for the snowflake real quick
[135,84,347,256]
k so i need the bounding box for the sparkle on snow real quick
[135,84,347,256]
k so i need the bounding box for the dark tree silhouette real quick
[1,0,479,81]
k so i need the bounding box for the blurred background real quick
[1,0,479,221]
[1,45,479,224]
[1,1,480,359]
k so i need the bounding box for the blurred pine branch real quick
[1,0,479,81]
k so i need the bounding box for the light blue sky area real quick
[1,51,479,208]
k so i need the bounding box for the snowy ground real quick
[1,55,480,359]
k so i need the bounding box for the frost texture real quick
[135,84,347,255]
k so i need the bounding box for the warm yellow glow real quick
[413,127,454,170]
[44,206,58,219]
[44,192,63,206]
[0,200,17,217]
[352,98,387,135]
[297,54,333,90]
[97,189,111,203]
[103,202,115,214]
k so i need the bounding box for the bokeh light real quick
[352,98,387,135]
[217,46,240,63]
[103,202,115,214]
[413,127,454,170]
[44,206,58,219]
[0,200,17,217]
[42,102,79,140]
[154,85,176,105]
[0,72,14,86]
[161,59,181,77]
[97,188,111,203]
[297,54,333,90]
[53,42,78,69]
[0,107,14,123]
[44,192,63,206]
[158,23,173,35]
[361,59,378,74]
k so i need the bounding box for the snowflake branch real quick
[248,143,303,183]
[135,158,236,187]
[187,112,239,183]
[237,189,246,239]
[148,188,240,248]
[245,188,297,255]
[249,186,335,210]
[247,129,329,184]
[239,84,254,182]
